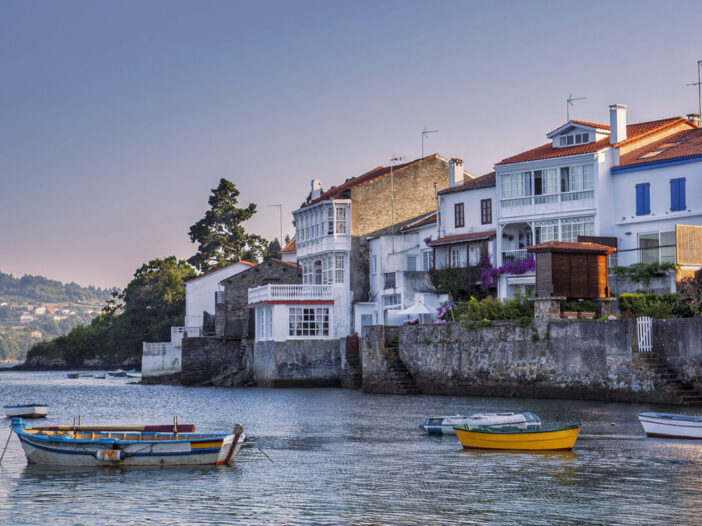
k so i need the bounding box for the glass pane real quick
[660,231,676,264]
[639,233,659,264]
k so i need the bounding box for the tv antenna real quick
[566,94,586,121]
[421,127,438,157]
[389,154,406,252]
[686,59,702,120]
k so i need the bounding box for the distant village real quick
[143,102,702,395]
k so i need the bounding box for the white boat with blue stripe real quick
[419,412,541,435]
[4,403,48,418]
[10,418,245,466]
[638,412,702,439]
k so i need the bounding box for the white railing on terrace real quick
[171,326,201,346]
[501,190,594,210]
[248,284,333,304]
[501,249,529,264]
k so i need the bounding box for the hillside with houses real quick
[0,272,111,362]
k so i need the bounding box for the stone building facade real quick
[217,258,301,338]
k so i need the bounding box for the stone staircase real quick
[637,351,702,405]
[385,337,421,395]
[345,351,363,389]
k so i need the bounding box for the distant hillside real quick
[0,271,112,304]
[0,271,113,362]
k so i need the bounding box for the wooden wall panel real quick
[535,252,553,297]
[569,255,588,298]
[552,254,570,297]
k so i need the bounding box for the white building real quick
[494,104,698,299]
[430,159,497,270]
[184,261,255,331]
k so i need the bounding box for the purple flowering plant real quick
[479,254,535,290]
[434,301,456,324]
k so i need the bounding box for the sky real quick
[1,0,701,289]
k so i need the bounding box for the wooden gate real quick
[637,316,652,353]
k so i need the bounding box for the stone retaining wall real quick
[362,319,702,403]
[252,339,342,387]
[181,337,250,386]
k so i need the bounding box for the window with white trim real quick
[383,293,401,310]
[288,307,330,337]
[406,255,417,271]
[422,250,433,271]
[334,254,345,283]
[335,206,347,234]
[371,254,377,274]
[640,231,676,264]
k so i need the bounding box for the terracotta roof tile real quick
[570,120,610,130]
[497,117,691,165]
[428,230,496,247]
[619,127,702,167]
[183,261,256,284]
[281,237,296,253]
[400,213,437,232]
[439,172,495,195]
[301,154,444,208]
[527,241,616,255]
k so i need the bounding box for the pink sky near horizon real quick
[1,0,701,289]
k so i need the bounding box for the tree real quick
[265,238,282,260]
[188,179,268,272]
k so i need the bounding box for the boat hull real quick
[4,405,48,418]
[455,425,580,451]
[419,412,541,435]
[638,412,702,439]
[12,421,245,467]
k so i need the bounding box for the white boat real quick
[4,404,49,418]
[419,412,541,435]
[638,412,702,439]
[93,373,106,379]
[10,418,245,466]
[126,370,141,378]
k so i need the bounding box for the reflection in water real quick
[1,370,702,524]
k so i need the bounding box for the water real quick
[1,371,701,525]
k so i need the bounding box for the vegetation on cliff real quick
[26,257,195,366]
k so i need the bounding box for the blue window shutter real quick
[636,184,643,215]
[680,178,686,210]
[643,183,650,215]
[671,179,679,211]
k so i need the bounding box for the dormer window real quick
[558,132,590,147]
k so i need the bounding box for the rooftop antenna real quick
[389,154,406,252]
[421,127,438,157]
[566,94,586,121]
[686,59,702,120]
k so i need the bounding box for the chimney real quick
[310,179,322,200]
[687,113,701,127]
[449,158,464,187]
[609,104,627,144]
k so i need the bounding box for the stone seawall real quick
[252,339,342,387]
[181,337,251,386]
[362,319,702,403]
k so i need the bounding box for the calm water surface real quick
[1,371,702,525]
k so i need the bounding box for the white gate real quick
[637,316,652,353]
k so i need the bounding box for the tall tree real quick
[265,238,282,259]
[188,179,268,272]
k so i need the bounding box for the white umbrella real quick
[396,301,434,316]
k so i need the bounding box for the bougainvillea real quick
[434,301,456,324]
[479,254,535,290]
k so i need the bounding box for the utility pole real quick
[389,155,405,253]
[266,204,283,247]
[421,127,438,157]
[686,59,702,119]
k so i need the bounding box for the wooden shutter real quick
[676,224,702,266]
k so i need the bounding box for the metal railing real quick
[501,190,594,209]
[248,284,333,304]
[501,249,529,264]
[143,342,168,355]
[637,316,652,353]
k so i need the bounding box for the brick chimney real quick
[609,104,627,144]
[449,158,464,188]
[310,179,322,200]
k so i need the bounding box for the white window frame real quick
[422,250,433,271]
[406,255,417,271]
[288,307,330,338]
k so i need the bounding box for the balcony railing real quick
[501,190,594,211]
[501,249,529,264]
[171,326,201,346]
[248,284,333,304]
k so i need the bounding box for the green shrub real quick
[456,293,533,322]
[615,293,692,318]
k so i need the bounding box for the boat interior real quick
[22,429,224,441]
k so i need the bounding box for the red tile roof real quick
[571,120,610,130]
[270,258,299,269]
[439,172,495,195]
[281,237,296,253]
[497,117,691,165]
[400,213,437,232]
[428,230,496,247]
[619,127,702,167]
[184,261,256,284]
[527,241,616,255]
[302,154,444,208]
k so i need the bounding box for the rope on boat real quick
[257,447,274,463]
[0,429,12,465]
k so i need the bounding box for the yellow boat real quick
[454,424,580,451]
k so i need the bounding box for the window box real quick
[578,311,595,320]
[562,311,578,320]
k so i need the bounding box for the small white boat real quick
[126,370,141,378]
[419,412,541,435]
[4,404,49,418]
[108,369,126,377]
[11,418,245,466]
[66,373,80,379]
[93,373,106,379]
[638,412,702,439]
